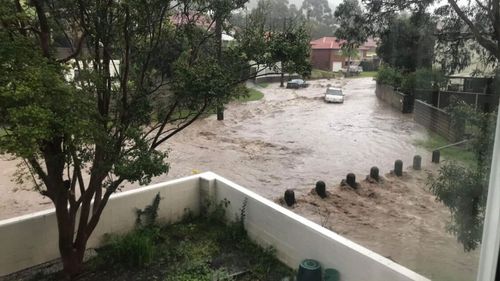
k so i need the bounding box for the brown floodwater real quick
[0,78,479,281]
[0,78,429,217]
[161,77,429,198]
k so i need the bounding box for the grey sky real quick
[246,0,341,10]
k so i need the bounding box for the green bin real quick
[297,259,322,281]
[324,268,340,281]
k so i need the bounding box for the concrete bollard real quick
[394,160,403,176]
[413,155,422,170]
[346,173,357,188]
[315,181,327,198]
[370,166,380,181]
[432,150,440,163]
[284,189,296,206]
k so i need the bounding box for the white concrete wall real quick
[208,173,430,281]
[0,175,201,277]
[1,172,430,280]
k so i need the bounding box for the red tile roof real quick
[310,37,378,50]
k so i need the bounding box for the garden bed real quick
[31,214,293,281]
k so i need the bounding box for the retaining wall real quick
[0,176,201,277]
[375,84,405,112]
[0,173,430,281]
[210,174,429,281]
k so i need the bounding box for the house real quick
[310,37,378,71]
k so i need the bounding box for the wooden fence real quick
[413,99,463,141]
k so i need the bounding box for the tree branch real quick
[448,0,498,56]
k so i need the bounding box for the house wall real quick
[311,49,334,71]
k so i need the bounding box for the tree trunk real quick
[280,70,285,87]
[347,56,351,73]
[215,12,224,120]
[61,250,84,279]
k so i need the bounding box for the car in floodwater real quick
[286,79,308,89]
[324,87,344,103]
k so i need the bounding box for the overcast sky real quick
[246,0,341,11]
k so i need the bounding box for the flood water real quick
[162,78,429,198]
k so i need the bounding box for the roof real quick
[310,37,378,50]
[310,37,344,50]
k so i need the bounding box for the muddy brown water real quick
[0,78,478,280]
[163,78,429,198]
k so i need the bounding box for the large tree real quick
[376,12,436,72]
[0,0,310,277]
[363,0,499,73]
[334,0,369,72]
[302,0,336,38]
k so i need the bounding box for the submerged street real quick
[0,77,429,217]
[164,77,429,197]
[0,77,479,280]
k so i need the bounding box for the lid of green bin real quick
[300,259,321,270]
[324,268,340,281]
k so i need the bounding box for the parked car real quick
[324,87,344,103]
[286,79,308,89]
[341,65,363,74]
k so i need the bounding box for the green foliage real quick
[135,193,162,228]
[0,0,313,275]
[237,89,264,102]
[414,134,475,166]
[334,0,369,51]
[99,227,160,268]
[428,162,486,251]
[97,194,163,268]
[428,101,497,251]
[376,13,436,72]
[375,65,403,87]
[357,71,378,78]
[310,69,340,79]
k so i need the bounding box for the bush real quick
[359,60,379,72]
[375,65,402,87]
[99,227,160,268]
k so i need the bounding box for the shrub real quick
[375,65,402,87]
[96,193,162,268]
[99,227,159,268]
[359,60,379,72]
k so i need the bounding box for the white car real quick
[324,87,344,103]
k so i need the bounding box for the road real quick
[0,77,479,280]
[162,77,430,197]
[0,77,429,218]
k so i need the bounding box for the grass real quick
[310,69,340,80]
[255,82,269,88]
[237,88,264,102]
[84,219,292,281]
[358,71,378,78]
[33,199,293,281]
[414,133,476,166]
